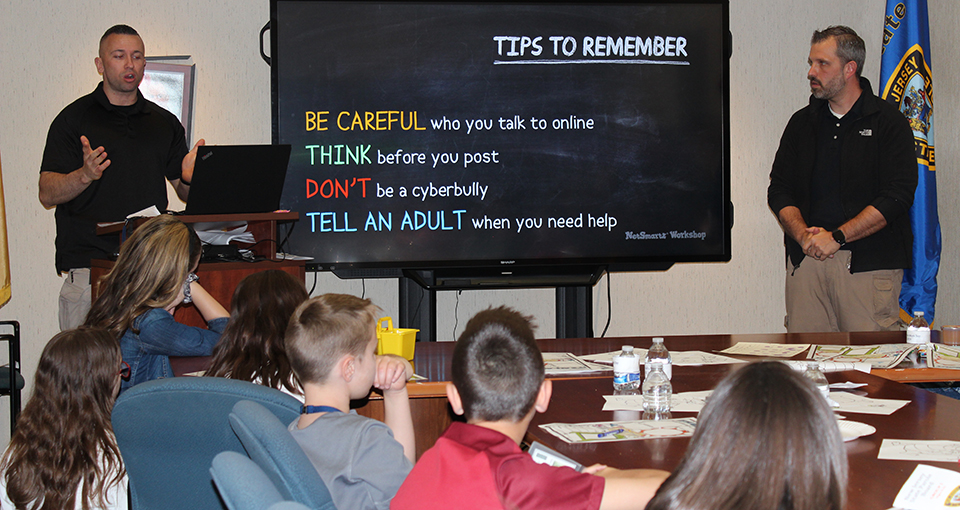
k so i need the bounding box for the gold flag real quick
[0,154,11,307]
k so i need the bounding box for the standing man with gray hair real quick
[39,24,204,330]
[768,26,916,332]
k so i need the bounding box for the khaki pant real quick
[59,268,91,331]
[785,251,902,332]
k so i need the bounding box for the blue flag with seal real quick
[879,0,939,324]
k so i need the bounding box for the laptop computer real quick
[183,144,292,215]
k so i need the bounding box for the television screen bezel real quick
[270,0,733,282]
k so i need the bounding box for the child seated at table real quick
[285,293,415,510]
[391,306,669,510]
[644,361,847,510]
[206,269,309,400]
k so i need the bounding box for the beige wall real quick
[0,0,957,443]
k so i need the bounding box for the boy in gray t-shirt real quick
[285,294,415,510]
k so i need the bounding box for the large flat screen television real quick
[271,0,732,289]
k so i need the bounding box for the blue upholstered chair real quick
[267,503,313,510]
[112,377,301,510]
[211,451,285,510]
[229,400,337,510]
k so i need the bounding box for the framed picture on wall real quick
[140,61,196,143]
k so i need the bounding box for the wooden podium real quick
[91,212,305,328]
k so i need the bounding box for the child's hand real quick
[582,464,609,475]
[374,355,413,392]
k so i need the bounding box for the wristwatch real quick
[182,273,199,304]
[832,229,847,247]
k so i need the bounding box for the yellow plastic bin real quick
[376,317,418,361]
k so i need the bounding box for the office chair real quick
[0,320,23,432]
[112,377,301,510]
[211,451,285,510]
[229,400,337,510]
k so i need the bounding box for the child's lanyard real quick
[301,405,343,415]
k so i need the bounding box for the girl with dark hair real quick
[645,362,848,510]
[1,328,128,509]
[84,215,229,392]
[206,270,308,399]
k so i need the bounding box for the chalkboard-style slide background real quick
[272,1,731,283]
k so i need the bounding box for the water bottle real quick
[802,361,829,400]
[613,345,641,391]
[907,311,931,346]
[642,362,672,414]
[645,337,672,380]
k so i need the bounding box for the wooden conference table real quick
[527,367,956,510]
[174,331,960,508]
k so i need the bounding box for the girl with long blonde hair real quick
[84,215,228,392]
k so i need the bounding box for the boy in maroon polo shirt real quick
[392,307,668,510]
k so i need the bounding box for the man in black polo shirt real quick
[767,25,916,332]
[38,24,203,330]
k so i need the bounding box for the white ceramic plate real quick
[838,420,876,442]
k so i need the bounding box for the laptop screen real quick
[184,144,291,215]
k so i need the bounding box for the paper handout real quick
[829,391,910,415]
[928,344,960,369]
[892,464,960,509]
[807,344,917,370]
[879,439,960,462]
[719,342,810,358]
[542,353,607,375]
[602,391,712,413]
[580,350,743,366]
[782,360,871,374]
[193,221,255,246]
[539,418,697,444]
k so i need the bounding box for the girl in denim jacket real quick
[85,215,228,392]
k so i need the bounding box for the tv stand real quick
[399,276,437,342]
[333,263,677,341]
[396,268,602,341]
[555,286,593,338]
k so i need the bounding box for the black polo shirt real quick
[41,83,187,272]
[808,94,865,231]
